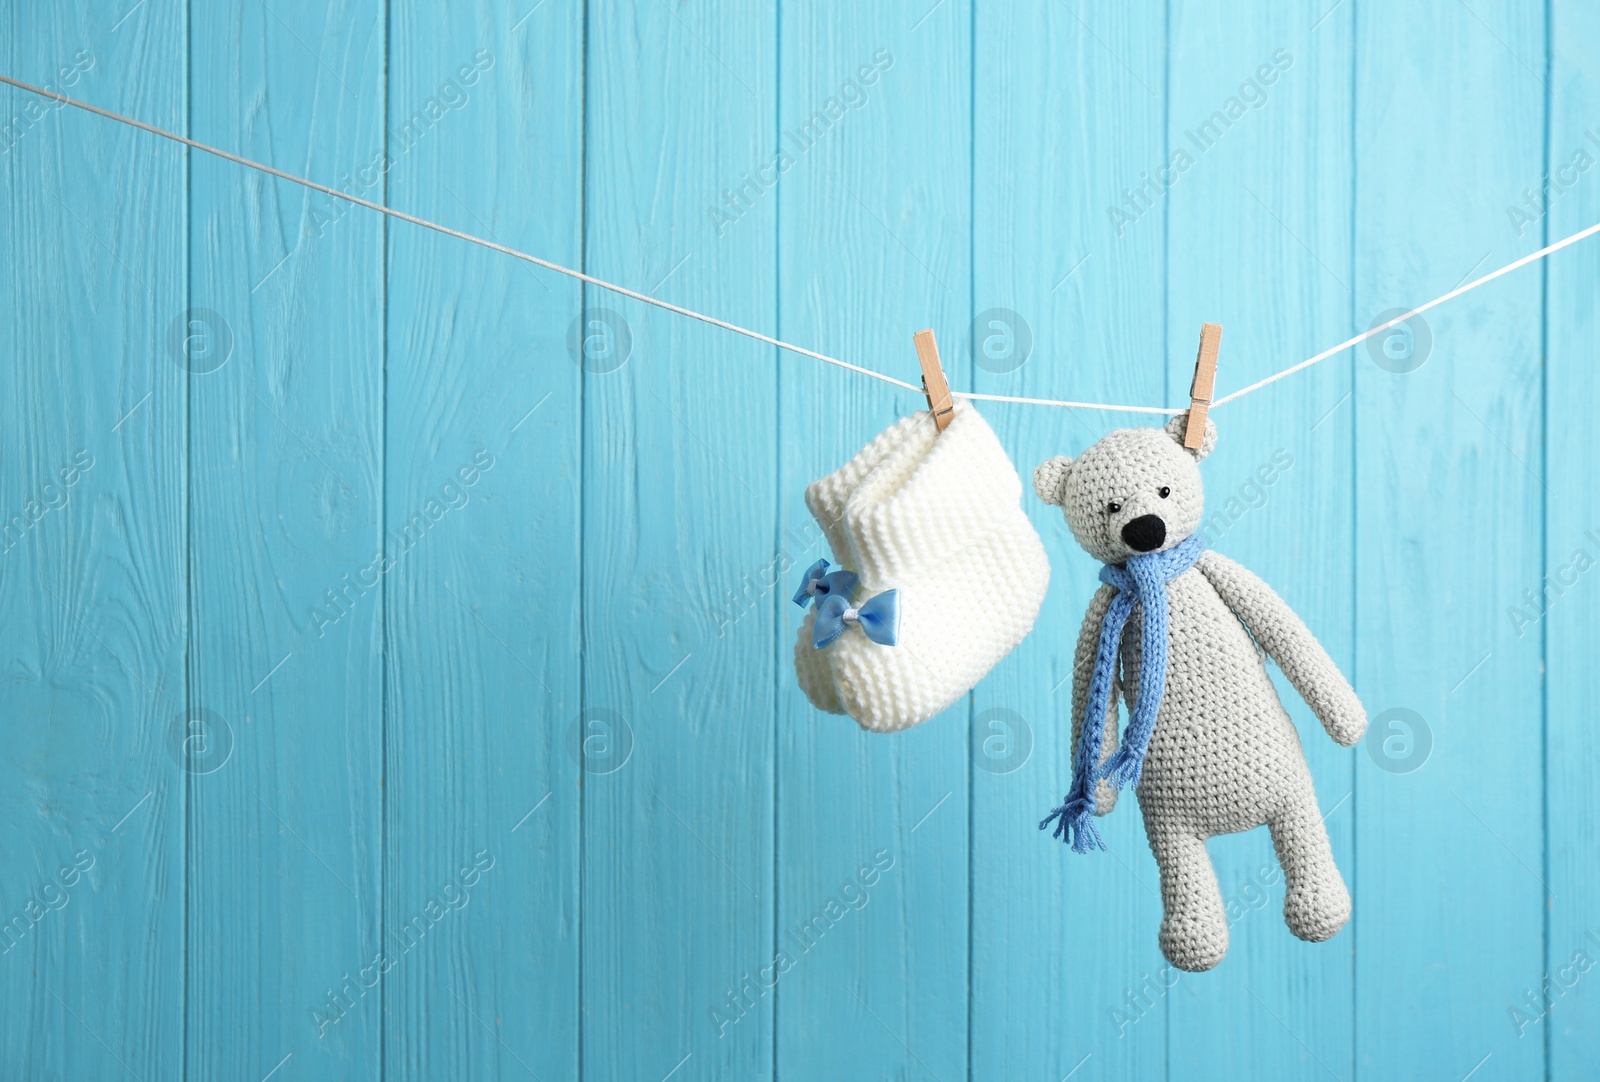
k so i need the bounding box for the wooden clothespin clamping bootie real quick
[913,329,955,433]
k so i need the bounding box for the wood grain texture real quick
[1165,3,1356,1077]
[383,3,583,1079]
[969,4,1167,1079]
[1355,0,1546,1077]
[187,1,385,1078]
[4,1,1597,1078]
[775,4,970,1078]
[582,1,778,1078]
[1546,1,1600,1073]
[0,3,186,1078]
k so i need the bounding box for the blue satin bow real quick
[812,589,900,649]
[792,558,858,609]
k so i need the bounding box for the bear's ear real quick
[1032,455,1073,506]
[1163,412,1217,461]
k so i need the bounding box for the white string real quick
[0,73,924,398]
[958,390,1180,415]
[957,218,1600,411]
[1210,219,1600,407]
[5,72,1597,418]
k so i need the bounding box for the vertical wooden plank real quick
[1545,1,1600,1072]
[583,1,778,1078]
[1165,3,1355,1077]
[0,4,185,1078]
[1355,1,1545,1077]
[187,2,384,1077]
[384,3,583,1079]
[776,4,969,1078]
[969,4,1168,1079]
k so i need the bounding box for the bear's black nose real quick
[1121,514,1166,552]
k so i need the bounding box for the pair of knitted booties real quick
[793,402,1050,732]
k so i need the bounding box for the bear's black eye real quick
[1158,486,1170,499]
[1107,501,1121,513]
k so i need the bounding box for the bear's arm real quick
[1195,551,1367,747]
[1073,582,1123,814]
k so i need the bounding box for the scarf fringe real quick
[1039,793,1104,853]
[1100,749,1144,790]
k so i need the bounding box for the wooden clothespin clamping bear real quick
[913,329,955,432]
[1183,322,1223,450]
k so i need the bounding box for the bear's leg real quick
[1148,825,1228,972]
[1267,793,1351,943]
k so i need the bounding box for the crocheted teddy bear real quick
[1033,413,1366,972]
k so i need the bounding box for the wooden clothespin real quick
[1183,322,1223,450]
[913,329,954,432]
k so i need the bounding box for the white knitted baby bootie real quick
[792,401,1050,732]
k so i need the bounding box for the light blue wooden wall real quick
[2,1,1596,1079]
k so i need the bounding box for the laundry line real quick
[4,71,1597,416]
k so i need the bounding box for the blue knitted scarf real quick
[1041,534,1205,853]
